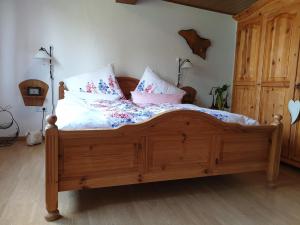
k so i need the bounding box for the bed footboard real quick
[45,115,61,221]
[267,115,283,187]
[44,112,283,221]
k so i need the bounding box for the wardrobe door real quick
[290,41,300,164]
[232,19,262,119]
[290,115,300,163]
[259,7,300,156]
[232,86,257,118]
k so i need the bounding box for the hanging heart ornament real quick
[288,100,300,124]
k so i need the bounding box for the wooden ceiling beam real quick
[163,0,257,15]
[116,0,138,5]
[116,0,257,15]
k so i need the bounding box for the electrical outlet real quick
[35,107,48,113]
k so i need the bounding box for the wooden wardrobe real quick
[232,0,300,167]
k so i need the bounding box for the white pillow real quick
[64,91,121,102]
[135,67,185,95]
[64,64,124,99]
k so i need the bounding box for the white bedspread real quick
[55,98,258,130]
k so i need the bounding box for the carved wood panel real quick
[289,55,300,163]
[291,121,300,162]
[232,85,257,118]
[259,87,291,157]
[214,133,270,173]
[262,13,298,83]
[145,135,211,180]
[234,20,262,83]
[60,137,142,179]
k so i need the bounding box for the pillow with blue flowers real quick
[135,67,185,95]
[64,64,124,100]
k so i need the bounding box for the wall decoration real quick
[179,29,211,59]
[19,79,49,106]
[288,100,300,124]
[0,106,20,147]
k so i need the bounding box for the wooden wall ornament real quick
[19,79,49,106]
[179,29,211,60]
[288,100,300,124]
[116,0,138,4]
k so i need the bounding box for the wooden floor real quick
[1,142,300,225]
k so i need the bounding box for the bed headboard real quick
[116,76,139,99]
[59,76,197,104]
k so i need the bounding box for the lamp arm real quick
[177,58,182,87]
[40,46,53,57]
[179,59,189,68]
[47,46,54,114]
[177,58,192,87]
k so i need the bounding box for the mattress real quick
[55,96,258,130]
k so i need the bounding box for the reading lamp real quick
[34,46,54,114]
[177,58,192,87]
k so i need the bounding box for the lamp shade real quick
[34,49,51,59]
[181,60,192,69]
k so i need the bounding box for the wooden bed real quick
[45,76,283,221]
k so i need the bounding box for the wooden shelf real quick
[19,79,49,106]
[23,96,45,99]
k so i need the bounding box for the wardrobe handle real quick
[295,83,300,89]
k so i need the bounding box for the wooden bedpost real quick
[267,114,283,188]
[45,115,61,221]
[59,82,65,100]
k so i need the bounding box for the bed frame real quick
[44,76,283,221]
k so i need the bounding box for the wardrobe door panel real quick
[234,20,262,83]
[232,19,262,119]
[291,121,300,162]
[259,7,300,158]
[262,13,299,83]
[259,87,291,157]
[290,36,300,163]
[232,86,257,119]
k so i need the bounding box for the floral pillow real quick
[64,64,124,99]
[135,67,186,96]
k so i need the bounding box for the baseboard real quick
[281,158,300,168]
[18,136,26,141]
[0,136,26,141]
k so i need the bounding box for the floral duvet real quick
[55,98,258,130]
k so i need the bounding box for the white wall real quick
[0,0,237,135]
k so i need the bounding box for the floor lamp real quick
[177,58,192,87]
[34,46,55,115]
